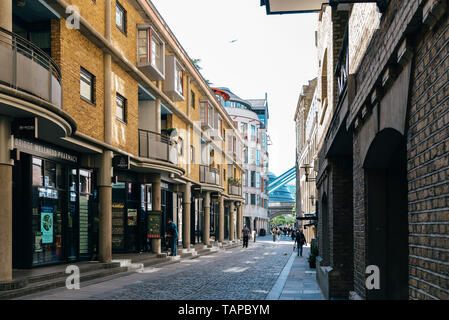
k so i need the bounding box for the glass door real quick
[67,169,79,261]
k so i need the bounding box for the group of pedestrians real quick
[165,219,305,256]
[270,225,306,257]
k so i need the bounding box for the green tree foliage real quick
[191,58,212,86]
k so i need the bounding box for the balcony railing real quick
[228,184,242,196]
[199,165,220,185]
[0,26,62,107]
[139,129,178,165]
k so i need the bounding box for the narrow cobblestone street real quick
[18,237,323,300]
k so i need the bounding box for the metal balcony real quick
[199,165,220,185]
[139,129,178,165]
[0,27,62,107]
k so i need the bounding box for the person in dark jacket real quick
[295,229,306,257]
[291,229,296,242]
[242,225,250,248]
[166,219,178,256]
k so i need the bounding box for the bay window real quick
[137,25,165,80]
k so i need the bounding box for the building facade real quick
[0,0,244,283]
[312,1,449,300]
[294,78,318,243]
[212,88,270,233]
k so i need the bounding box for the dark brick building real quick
[315,0,449,300]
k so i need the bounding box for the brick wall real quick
[352,131,367,298]
[408,11,449,300]
[329,157,354,298]
[52,19,106,142]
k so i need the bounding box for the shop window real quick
[44,161,56,188]
[32,158,43,186]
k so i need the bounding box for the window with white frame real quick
[175,63,184,96]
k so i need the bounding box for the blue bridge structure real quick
[267,171,296,219]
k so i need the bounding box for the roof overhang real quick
[261,0,326,14]
[260,0,386,14]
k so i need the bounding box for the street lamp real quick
[260,0,388,14]
[300,164,316,182]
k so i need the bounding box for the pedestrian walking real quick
[277,228,281,241]
[242,225,250,248]
[295,229,306,257]
[166,219,178,256]
[291,229,296,241]
[272,227,277,242]
[253,228,257,242]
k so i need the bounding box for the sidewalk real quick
[266,246,325,300]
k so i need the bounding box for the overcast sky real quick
[151,0,318,177]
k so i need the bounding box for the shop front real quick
[112,171,154,253]
[191,196,204,245]
[12,138,97,268]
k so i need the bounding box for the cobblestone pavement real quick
[20,236,314,300]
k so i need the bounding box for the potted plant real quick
[308,240,319,268]
[162,127,178,138]
[227,177,240,186]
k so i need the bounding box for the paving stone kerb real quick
[18,237,321,300]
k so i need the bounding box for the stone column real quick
[229,201,235,241]
[218,196,224,242]
[237,203,243,240]
[0,117,12,282]
[182,182,191,249]
[98,151,112,263]
[203,191,210,246]
[98,0,113,264]
[151,174,162,254]
[0,0,12,31]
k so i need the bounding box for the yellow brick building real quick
[0,0,244,279]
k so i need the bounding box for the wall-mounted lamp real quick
[301,164,316,182]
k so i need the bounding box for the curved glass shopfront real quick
[12,140,97,268]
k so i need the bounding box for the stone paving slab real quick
[17,237,325,301]
[268,246,325,300]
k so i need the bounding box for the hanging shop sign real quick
[41,206,54,244]
[113,155,130,170]
[147,211,161,239]
[12,117,38,139]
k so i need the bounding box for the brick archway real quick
[364,128,408,300]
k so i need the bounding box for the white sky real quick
[151,0,318,177]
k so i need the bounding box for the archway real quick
[364,128,408,300]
